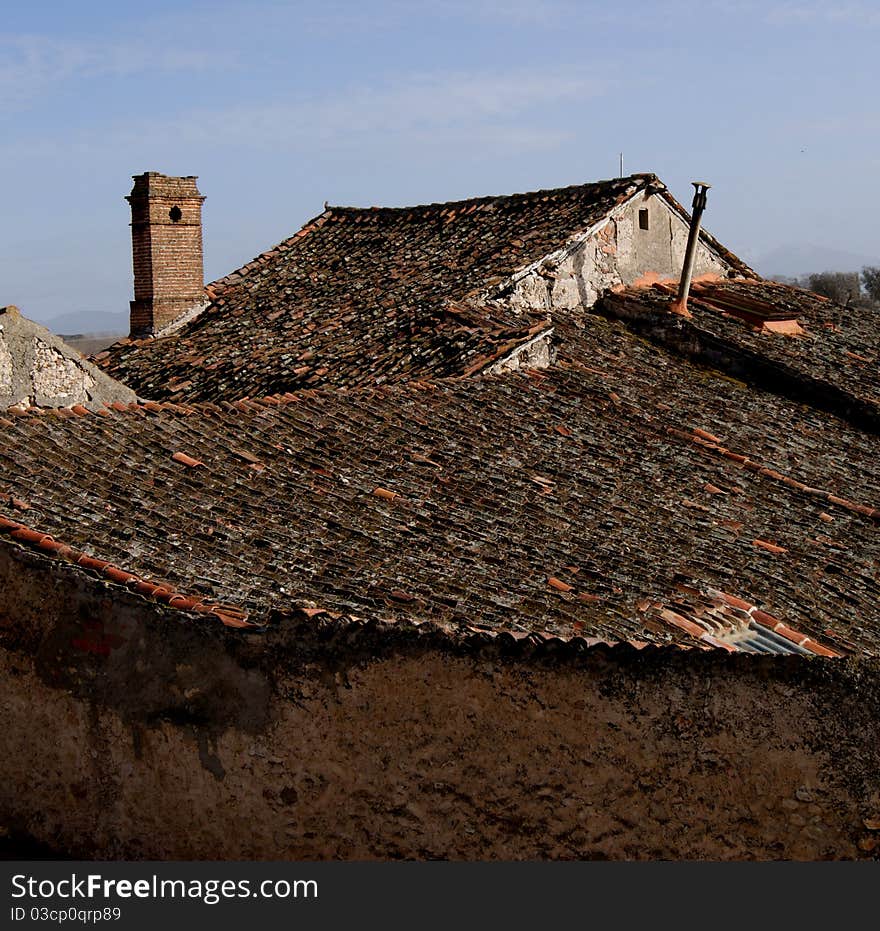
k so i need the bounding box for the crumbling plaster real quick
[484,328,556,375]
[1,543,879,861]
[0,306,136,410]
[0,339,13,393]
[503,192,730,317]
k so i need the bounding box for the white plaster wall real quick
[508,194,731,316]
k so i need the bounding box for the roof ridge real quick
[2,399,198,422]
[1,371,523,423]
[205,206,336,300]
[324,173,657,215]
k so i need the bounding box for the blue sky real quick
[1,0,878,328]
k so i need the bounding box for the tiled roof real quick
[599,277,880,432]
[94,174,747,401]
[3,315,878,656]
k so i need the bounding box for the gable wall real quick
[0,307,137,409]
[508,192,731,315]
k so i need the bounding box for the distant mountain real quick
[39,310,128,338]
[754,244,877,280]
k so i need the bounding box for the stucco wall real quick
[1,543,879,860]
[508,193,729,316]
[0,306,136,409]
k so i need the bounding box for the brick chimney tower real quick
[127,172,206,338]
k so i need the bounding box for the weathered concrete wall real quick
[1,542,879,860]
[0,306,137,409]
[508,193,729,316]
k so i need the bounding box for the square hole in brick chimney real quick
[169,206,182,222]
[638,208,649,230]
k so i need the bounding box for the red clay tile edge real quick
[669,426,880,524]
[1,511,701,651]
[0,508,846,658]
[0,513,254,629]
[709,589,842,657]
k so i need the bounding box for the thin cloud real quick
[766,1,880,24]
[122,67,610,155]
[699,0,880,25]
[0,33,220,109]
[0,65,605,167]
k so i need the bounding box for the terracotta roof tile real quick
[0,516,252,629]
[92,176,702,401]
[2,312,877,654]
[172,452,205,469]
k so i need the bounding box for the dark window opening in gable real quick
[638,208,649,230]
[169,206,182,222]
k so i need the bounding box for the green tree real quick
[807,271,861,306]
[861,266,880,304]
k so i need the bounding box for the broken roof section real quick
[599,277,880,433]
[94,173,751,401]
[0,306,136,411]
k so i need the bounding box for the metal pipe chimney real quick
[674,181,711,315]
